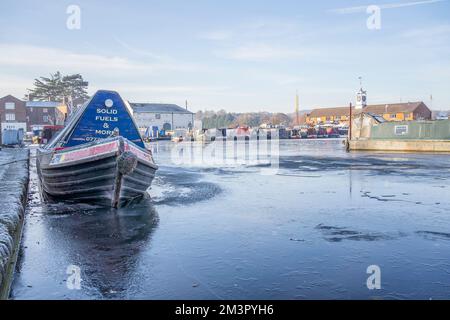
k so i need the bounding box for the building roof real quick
[130,102,193,114]
[0,94,24,102]
[308,106,351,118]
[362,102,424,114]
[26,101,64,108]
[308,101,427,118]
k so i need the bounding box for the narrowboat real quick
[347,112,450,152]
[171,136,184,143]
[36,90,158,208]
[290,129,301,139]
[306,127,317,139]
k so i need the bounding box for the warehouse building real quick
[130,103,194,131]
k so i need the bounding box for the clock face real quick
[357,96,361,102]
[362,96,366,102]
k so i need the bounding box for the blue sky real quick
[1,0,449,112]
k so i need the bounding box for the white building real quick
[130,103,194,131]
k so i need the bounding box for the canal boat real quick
[347,112,450,152]
[337,125,349,136]
[171,135,184,143]
[306,127,317,139]
[290,129,301,139]
[36,90,158,208]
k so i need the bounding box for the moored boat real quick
[37,90,158,208]
[347,112,450,152]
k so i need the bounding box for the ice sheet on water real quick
[149,167,222,206]
[315,223,406,242]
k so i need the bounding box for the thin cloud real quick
[201,19,299,42]
[198,30,233,41]
[401,24,450,37]
[116,85,230,95]
[0,75,33,95]
[0,43,203,73]
[113,37,169,61]
[215,43,304,62]
[0,43,219,99]
[331,0,447,14]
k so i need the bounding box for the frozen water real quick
[10,139,450,299]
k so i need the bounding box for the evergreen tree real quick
[26,72,89,102]
[62,74,89,101]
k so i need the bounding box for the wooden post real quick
[349,102,352,140]
[112,137,125,208]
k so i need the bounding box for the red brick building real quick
[26,101,68,131]
[0,95,28,137]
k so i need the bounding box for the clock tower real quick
[355,77,367,110]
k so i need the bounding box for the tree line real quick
[196,110,293,129]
